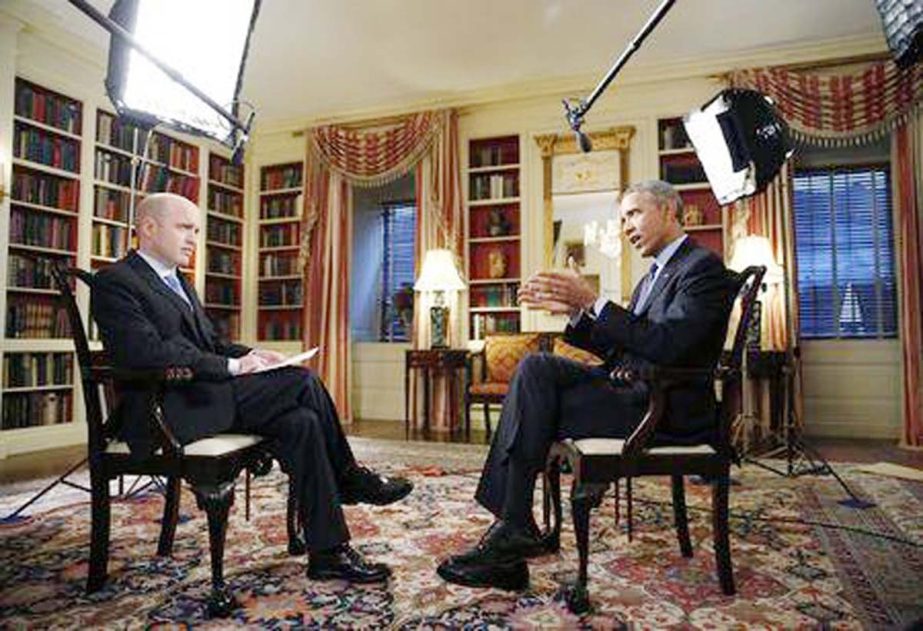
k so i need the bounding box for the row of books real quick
[261,253,299,277]
[260,223,299,248]
[208,188,243,217]
[147,134,198,173]
[15,81,81,135]
[207,220,241,247]
[260,195,302,220]
[96,112,138,151]
[470,173,518,201]
[208,311,240,340]
[261,166,302,191]
[15,126,81,173]
[95,150,134,187]
[209,157,244,188]
[259,281,302,306]
[207,250,239,275]
[260,316,301,341]
[1,391,73,430]
[470,144,517,169]
[6,299,70,339]
[10,208,76,251]
[205,281,239,305]
[13,169,80,211]
[7,253,63,290]
[3,353,73,389]
[470,283,520,308]
[94,186,133,222]
[139,165,199,199]
[470,313,520,339]
[92,224,128,259]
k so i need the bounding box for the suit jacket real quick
[91,250,251,455]
[564,238,736,444]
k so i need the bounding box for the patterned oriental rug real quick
[1,437,922,629]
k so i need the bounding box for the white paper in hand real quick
[252,347,320,374]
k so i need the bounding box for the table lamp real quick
[414,249,465,348]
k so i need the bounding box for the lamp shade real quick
[729,235,784,284]
[414,249,465,292]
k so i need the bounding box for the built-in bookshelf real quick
[257,162,303,342]
[657,117,727,259]
[205,152,244,340]
[92,109,200,278]
[466,136,522,339]
[3,78,81,437]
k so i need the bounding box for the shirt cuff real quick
[593,297,610,318]
[227,357,241,376]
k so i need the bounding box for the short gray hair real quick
[622,179,683,222]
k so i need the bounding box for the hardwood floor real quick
[1,419,920,487]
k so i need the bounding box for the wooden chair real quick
[53,266,302,617]
[543,265,765,614]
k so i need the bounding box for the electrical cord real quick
[624,495,923,548]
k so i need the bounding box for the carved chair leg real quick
[86,473,111,594]
[626,476,634,542]
[483,403,492,442]
[157,476,181,557]
[558,482,604,615]
[542,456,562,552]
[712,471,735,595]
[671,475,693,558]
[286,476,306,555]
[194,482,240,617]
[614,478,620,526]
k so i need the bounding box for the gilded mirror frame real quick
[534,126,635,304]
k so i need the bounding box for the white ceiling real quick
[14,0,889,128]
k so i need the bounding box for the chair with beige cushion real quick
[543,265,765,614]
[53,266,301,617]
[465,332,544,440]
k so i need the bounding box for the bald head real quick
[135,193,200,268]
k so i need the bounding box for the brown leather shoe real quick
[307,544,391,583]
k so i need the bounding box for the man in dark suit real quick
[92,192,412,584]
[437,180,736,590]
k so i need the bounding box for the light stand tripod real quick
[743,181,875,510]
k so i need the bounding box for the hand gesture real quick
[518,257,596,317]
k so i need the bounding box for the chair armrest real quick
[614,364,715,461]
[90,365,191,455]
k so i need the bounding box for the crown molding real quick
[252,33,887,137]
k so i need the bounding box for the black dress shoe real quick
[449,520,551,565]
[307,544,391,584]
[340,465,413,506]
[437,556,529,591]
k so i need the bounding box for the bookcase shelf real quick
[257,162,304,342]
[204,152,244,341]
[466,136,522,340]
[3,79,83,435]
[657,116,728,260]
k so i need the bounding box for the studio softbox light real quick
[876,0,923,68]
[105,0,261,147]
[683,89,793,205]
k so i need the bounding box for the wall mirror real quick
[534,126,635,305]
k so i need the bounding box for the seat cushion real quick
[106,433,264,457]
[552,338,604,367]
[468,382,510,397]
[573,438,716,456]
[484,333,542,384]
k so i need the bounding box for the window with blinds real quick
[379,202,416,342]
[792,166,896,339]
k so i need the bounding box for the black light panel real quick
[876,0,923,68]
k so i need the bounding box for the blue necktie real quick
[633,263,659,315]
[164,273,192,309]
